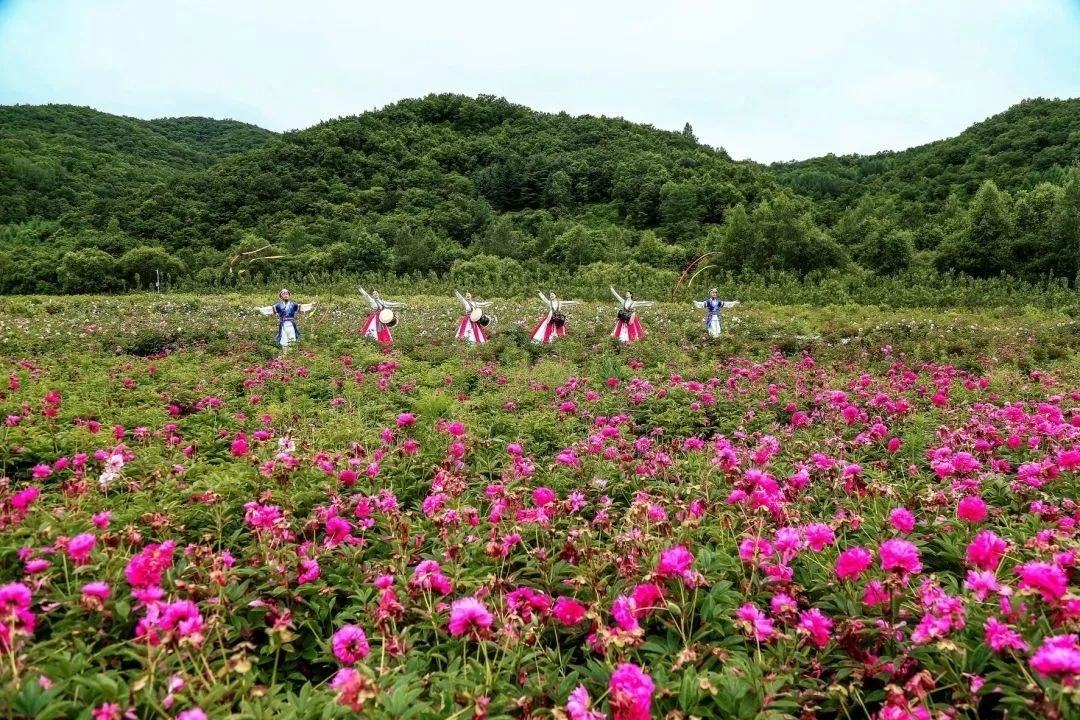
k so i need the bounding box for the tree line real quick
[0,94,1078,297]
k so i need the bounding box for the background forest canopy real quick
[1,93,1079,306]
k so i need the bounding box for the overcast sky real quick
[1,0,1078,162]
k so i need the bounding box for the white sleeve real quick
[722,300,739,308]
[561,300,579,306]
[634,301,654,308]
[476,301,492,308]
[359,287,377,309]
[610,286,624,304]
[692,301,706,309]
[298,303,315,312]
[256,306,275,316]
[537,291,550,305]
[383,300,406,308]
[454,290,467,308]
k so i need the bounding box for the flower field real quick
[2,292,1080,719]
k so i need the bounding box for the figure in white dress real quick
[359,287,405,344]
[454,291,492,344]
[610,286,653,343]
[530,291,578,344]
[693,287,739,338]
[256,288,315,350]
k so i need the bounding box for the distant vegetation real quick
[0,95,1078,300]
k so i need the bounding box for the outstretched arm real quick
[633,300,654,308]
[454,290,467,308]
[475,300,492,308]
[537,291,550,305]
[256,305,275,316]
[722,300,740,309]
[381,299,406,308]
[298,303,315,312]
[692,300,706,309]
[358,287,376,309]
[609,286,624,305]
[560,300,580,306]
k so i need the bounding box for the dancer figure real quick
[359,287,405,344]
[454,291,492,344]
[693,287,739,338]
[530,291,577,344]
[257,289,315,350]
[610,286,653,343]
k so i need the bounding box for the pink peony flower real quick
[448,596,493,638]
[609,663,654,720]
[957,496,987,523]
[553,596,587,625]
[565,685,604,720]
[331,624,370,664]
[66,533,96,565]
[836,547,874,580]
[889,507,916,533]
[656,545,694,578]
[798,608,834,648]
[1030,634,1080,676]
[879,539,922,574]
[966,531,1008,571]
[1016,561,1068,602]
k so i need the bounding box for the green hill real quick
[1,94,1078,295]
[771,97,1080,223]
[0,104,276,223]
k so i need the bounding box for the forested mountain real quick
[771,98,1080,223]
[0,105,275,224]
[0,94,1078,295]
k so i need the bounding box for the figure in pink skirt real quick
[454,290,492,344]
[610,286,653,343]
[359,287,405,344]
[530,291,578,344]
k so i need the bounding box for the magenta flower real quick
[802,523,835,552]
[1030,634,1080,676]
[31,464,52,479]
[656,545,694,579]
[611,595,640,632]
[553,596,587,625]
[957,496,987,523]
[984,617,1028,653]
[532,487,557,507]
[879,539,922,574]
[447,421,465,437]
[836,547,874,580]
[81,581,111,600]
[331,624,370,664]
[609,663,654,720]
[734,602,774,641]
[396,413,415,427]
[448,596,493,638]
[1016,561,1068,602]
[230,437,249,457]
[66,533,96,565]
[565,685,604,720]
[798,608,834,648]
[177,710,207,720]
[966,531,1008,571]
[889,507,916,533]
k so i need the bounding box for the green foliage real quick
[3,95,1080,293]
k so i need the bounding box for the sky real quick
[0,0,1078,163]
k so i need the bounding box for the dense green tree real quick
[935,181,1014,278]
[118,246,187,290]
[59,248,122,294]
